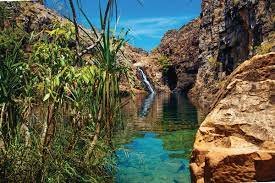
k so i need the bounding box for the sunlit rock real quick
[190,53,275,182]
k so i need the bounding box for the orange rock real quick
[190,53,275,182]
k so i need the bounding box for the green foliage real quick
[0,1,129,182]
[254,32,275,54]
[151,47,158,53]
[0,27,27,59]
[0,134,42,182]
[0,27,31,144]
[0,3,12,28]
[157,55,172,74]
[233,0,240,6]
[45,22,76,46]
[207,56,222,68]
[0,122,115,182]
[77,0,131,152]
[0,36,26,103]
[30,23,76,103]
[255,42,275,55]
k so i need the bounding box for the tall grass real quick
[0,0,130,182]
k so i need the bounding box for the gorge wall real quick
[189,0,274,112]
[156,1,274,182]
[156,0,274,113]
[156,19,201,92]
[2,1,275,182]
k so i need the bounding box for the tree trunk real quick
[41,103,56,151]
[0,103,6,151]
[85,121,100,161]
[0,103,5,131]
[68,0,81,62]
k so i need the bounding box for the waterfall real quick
[137,67,155,94]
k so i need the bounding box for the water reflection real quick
[114,93,200,183]
[120,93,198,132]
[139,93,155,117]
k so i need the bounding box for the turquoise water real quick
[114,93,199,183]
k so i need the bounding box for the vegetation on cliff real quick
[157,55,172,75]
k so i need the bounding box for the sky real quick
[45,0,202,51]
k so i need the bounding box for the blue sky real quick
[45,0,201,51]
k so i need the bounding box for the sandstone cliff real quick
[190,53,275,183]
[156,19,201,92]
[189,0,274,112]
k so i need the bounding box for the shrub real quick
[255,42,275,55]
[233,0,240,6]
[157,55,172,74]
[151,47,158,53]
[207,56,222,68]
[0,17,114,183]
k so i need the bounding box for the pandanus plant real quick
[30,0,131,177]
[0,28,30,147]
[66,0,131,157]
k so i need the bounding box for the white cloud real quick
[119,16,192,39]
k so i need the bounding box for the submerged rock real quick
[190,53,275,183]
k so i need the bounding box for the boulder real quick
[190,53,275,183]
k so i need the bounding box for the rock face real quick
[156,19,201,91]
[189,0,274,112]
[190,53,275,183]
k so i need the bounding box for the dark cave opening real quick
[163,66,178,91]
